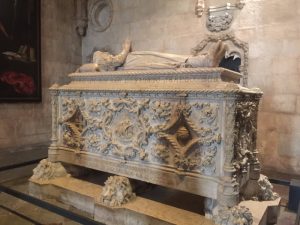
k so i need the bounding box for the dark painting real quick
[0,0,41,102]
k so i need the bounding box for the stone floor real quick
[0,178,297,225]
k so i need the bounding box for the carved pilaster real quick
[218,101,239,209]
[247,99,261,181]
[50,87,60,149]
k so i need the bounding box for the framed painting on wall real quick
[0,0,41,102]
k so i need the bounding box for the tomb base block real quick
[29,176,280,225]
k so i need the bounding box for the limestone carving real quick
[234,101,259,173]
[99,176,135,207]
[88,0,113,32]
[157,102,221,173]
[192,33,249,86]
[77,40,227,72]
[58,96,221,175]
[77,39,131,72]
[47,67,271,224]
[214,206,253,225]
[123,40,227,70]
[195,0,205,17]
[61,97,151,160]
[207,12,233,32]
[152,144,169,162]
[30,159,69,182]
[62,109,86,151]
[256,175,279,201]
[206,1,245,32]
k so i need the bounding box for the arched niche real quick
[191,33,249,87]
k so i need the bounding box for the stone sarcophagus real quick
[48,67,264,216]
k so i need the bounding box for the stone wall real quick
[0,0,81,167]
[82,0,300,176]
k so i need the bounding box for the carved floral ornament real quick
[58,96,221,175]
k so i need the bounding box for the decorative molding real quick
[88,0,113,32]
[191,34,249,86]
[70,67,242,84]
[99,176,135,207]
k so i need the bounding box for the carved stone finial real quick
[30,159,70,182]
[99,176,136,207]
[214,206,253,225]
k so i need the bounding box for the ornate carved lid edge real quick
[69,67,242,81]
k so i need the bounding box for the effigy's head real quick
[93,51,113,64]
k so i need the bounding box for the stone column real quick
[48,86,60,160]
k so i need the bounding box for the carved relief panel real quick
[57,94,222,176]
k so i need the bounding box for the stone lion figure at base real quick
[99,176,136,207]
[77,39,228,72]
[30,159,70,182]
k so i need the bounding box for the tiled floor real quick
[0,178,297,225]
